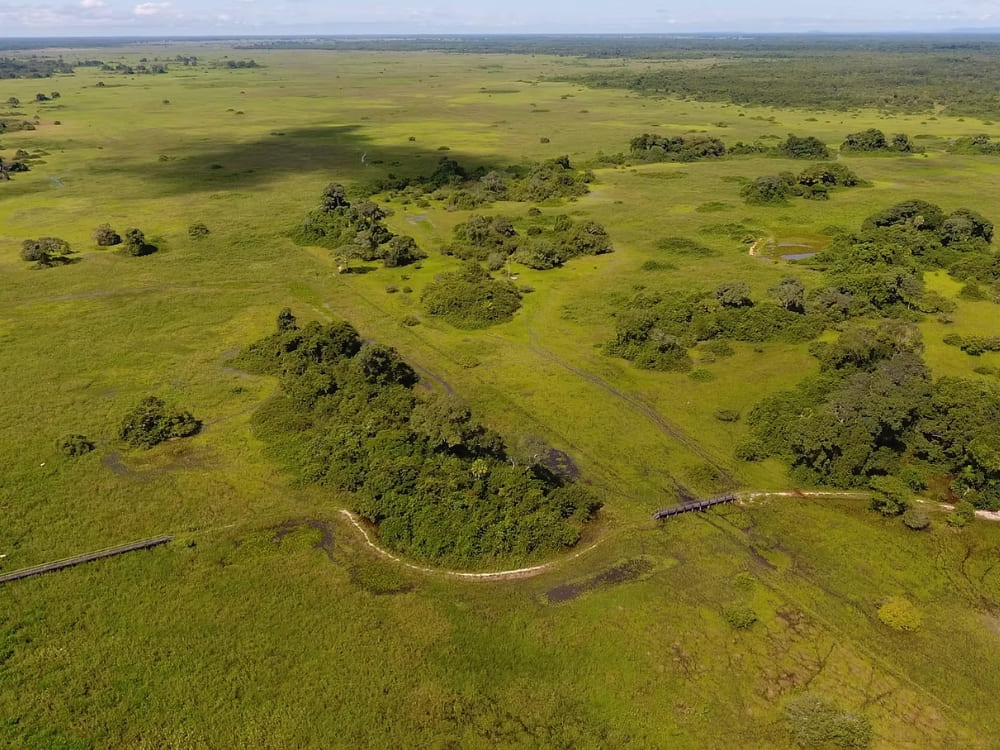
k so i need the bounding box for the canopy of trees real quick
[629,133,727,162]
[20,237,74,267]
[119,397,201,449]
[231,313,601,565]
[741,163,862,204]
[370,155,593,209]
[292,183,426,268]
[445,212,613,270]
[841,128,919,153]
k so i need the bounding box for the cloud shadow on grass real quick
[94,124,506,197]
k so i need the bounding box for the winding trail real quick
[340,510,607,581]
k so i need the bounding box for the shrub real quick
[724,606,758,629]
[118,396,201,449]
[57,434,94,457]
[401,314,420,326]
[421,263,522,329]
[714,409,740,422]
[385,285,399,294]
[902,508,930,530]
[123,228,156,257]
[877,596,922,631]
[92,224,121,246]
[783,694,873,748]
[188,222,210,238]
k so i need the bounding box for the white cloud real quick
[134,1,172,16]
[80,0,106,8]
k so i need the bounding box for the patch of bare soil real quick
[546,557,654,603]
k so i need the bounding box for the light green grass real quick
[2,46,1000,748]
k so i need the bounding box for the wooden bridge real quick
[0,535,174,585]
[652,493,740,520]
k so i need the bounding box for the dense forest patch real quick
[232,311,600,565]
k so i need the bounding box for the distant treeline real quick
[236,34,1000,60]
[565,49,1000,115]
[0,56,73,79]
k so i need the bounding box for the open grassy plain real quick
[3,42,1000,747]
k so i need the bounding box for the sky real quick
[1,0,999,37]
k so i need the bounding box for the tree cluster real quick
[232,311,601,565]
[741,317,1000,510]
[741,162,862,204]
[840,128,919,153]
[445,212,613,270]
[20,237,74,268]
[606,280,820,372]
[628,133,727,162]
[947,134,1000,155]
[421,262,523,329]
[371,155,593,209]
[292,183,426,269]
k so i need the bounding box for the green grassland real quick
[3,44,1000,747]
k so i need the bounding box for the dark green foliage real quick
[947,134,1000,155]
[741,175,791,204]
[862,200,945,233]
[20,237,74,267]
[783,694,873,748]
[372,155,591,207]
[422,263,522,329]
[91,224,121,246]
[841,128,918,153]
[0,57,74,78]
[276,307,297,332]
[118,397,200,450]
[716,281,752,308]
[797,162,861,188]
[123,228,156,257]
[446,213,611,271]
[57,434,94,457]
[237,312,599,565]
[902,508,930,530]
[770,277,806,312]
[629,133,726,162]
[383,235,426,267]
[714,410,740,422]
[778,134,830,159]
[869,476,911,516]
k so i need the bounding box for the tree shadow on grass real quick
[94,124,506,197]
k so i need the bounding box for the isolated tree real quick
[34,93,49,102]
[6,96,19,107]
[716,280,753,308]
[92,223,121,246]
[770,276,806,312]
[124,228,154,256]
[382,235,426,268]
[276,307,298,332]
[118,396,200,449]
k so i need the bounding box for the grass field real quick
[3,43,1000,748]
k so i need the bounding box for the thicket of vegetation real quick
[741,163,863,204]
[840,128,919,153]
[421,262,524,328]
[728,202,1000,510]
[118,396,201,449]
[566,45,1000,115]
[292,183,426,269]
[948,134,1000,155]
[445,211,613,270]
[371,155,593,209]
[0,56,74,78]
[232,311,600,565]
[20,236,74,268]
[628,133,726,162]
